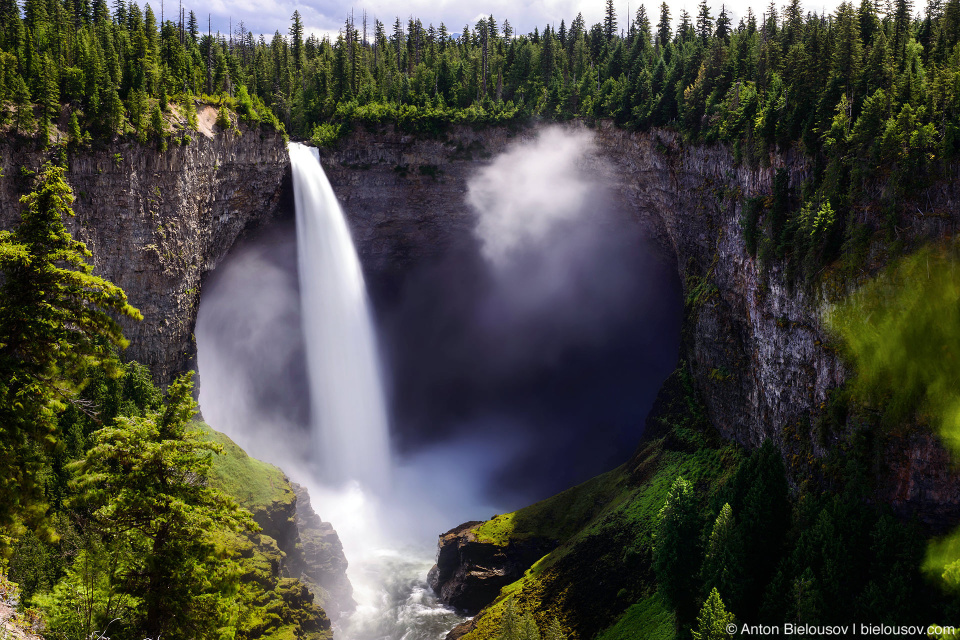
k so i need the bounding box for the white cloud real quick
[197,0,847,44]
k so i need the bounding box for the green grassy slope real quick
[198,424,333,640]
[460,369,741,640]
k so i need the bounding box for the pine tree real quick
[701,503,745,610]
[832,1,864,100]
[677,9,694,41]
[68,110,82,144]
[11,73,36,134]
[187,10,198,45]
[653,476,702,626]
[715,5,732,40]
[692,589,736,640]
[657,2,672,46]
[149,101,165,141]
[605,0,619,41]
[697,0,714,42]
[72,372,255,640]
[289,10,303,72]
[635,5,652,45]
[893,0,915,60]
[0,163,141,550]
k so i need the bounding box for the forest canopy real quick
[0,0,957,156]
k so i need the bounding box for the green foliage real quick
[828,245,960,452]
[595,594,675,640]
[311,122,341,147]
[70,372,256,640]
[0,163,140,551]
[691,589,735,640]
[34,536,141,640]
[499,597,545,640]
[216,103,232,130]
[472,469,626,547]
[700,504,744,606]
[653,476,702,625]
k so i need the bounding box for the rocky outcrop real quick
[427,521,556,614]
[290,483,356,619]
[205,427,353,622]
[0,125,290,384]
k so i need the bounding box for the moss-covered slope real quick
[200,424,334,640]
[438,369,741,640]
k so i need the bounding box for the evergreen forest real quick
[1,0,960,638]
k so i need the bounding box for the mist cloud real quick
[469,127,597,267]
[196,222,312,470]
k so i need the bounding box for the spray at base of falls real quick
[288,143,465,639]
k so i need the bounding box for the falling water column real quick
[288,142,391,491]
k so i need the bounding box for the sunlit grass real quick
[197,423,296,513]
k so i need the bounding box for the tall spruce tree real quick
[0,163,141,550]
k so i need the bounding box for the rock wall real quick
[290,483,356,620]
[320,122,960,524]
[4,118,956,525]
[427,521,555,615]
[0,126,289,384]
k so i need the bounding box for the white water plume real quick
[289,142,392,492]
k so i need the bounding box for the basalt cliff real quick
[4,119,957,522]
[0,122,289,384]
[319,122,960,526]
[4,119,960,632]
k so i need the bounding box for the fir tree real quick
[605,0,619,41]
[697,0,714,41]
[692,589,737,640]
[657,2,672,46]
[71,372,255,640]
[0,163,140,550]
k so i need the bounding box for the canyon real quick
[4,119,960,631]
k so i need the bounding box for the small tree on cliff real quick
[0,162,141,550]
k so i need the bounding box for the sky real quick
[189,0,847,44]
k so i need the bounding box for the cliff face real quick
[320,122,960,524]
[290,483,356,620]
[0,126,289,384]
[426,521,556,614]
[4,119,955,525]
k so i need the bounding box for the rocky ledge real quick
[427,521,556,615]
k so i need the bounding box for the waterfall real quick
[288,142,391,491]
[288,143,464,640]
